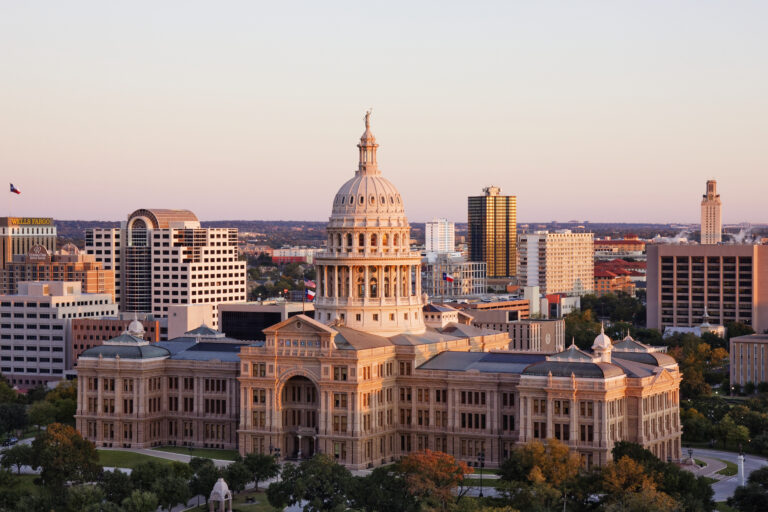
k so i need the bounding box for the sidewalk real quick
[97,446,233,468]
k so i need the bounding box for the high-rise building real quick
[518,230,594,296]
[0,281,117,387]
[0,243,115,300]
[646,244,768,333]
[425,218,455,254]
[0,217,57,270]
[701,179,722,244]
[468,186,517,278]
[85,209,247,317]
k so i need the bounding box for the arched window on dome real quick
[369,277,378,298]
[336,233,342,249]
[358,233,365,250]
[394,233,399,248]
[370,234,377,251]
[401,266,408,296]
[346,233,352,251]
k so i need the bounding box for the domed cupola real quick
[314,111,426,336]
[591,323,613,363]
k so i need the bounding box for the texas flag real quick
[306,289,316,300]
[442,273,454,283]
[304,279,316,288]
[9,184,20,195]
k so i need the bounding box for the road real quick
[681,448,768,502]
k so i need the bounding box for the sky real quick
[1,1,767,224]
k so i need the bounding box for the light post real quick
[477,451,485,498]
[688,447,693,464]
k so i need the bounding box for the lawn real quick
[694,458,707,468]
[189,489,279,512]
[98,449,173,469]
[462,478,507,489]
[151,445,239,461]
[716,459,738,477]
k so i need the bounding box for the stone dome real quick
[209,477,232,502]
[127,315,145,337]
[332,175,404,216]
[592,324,613,350]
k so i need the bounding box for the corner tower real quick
[313,112,426,335]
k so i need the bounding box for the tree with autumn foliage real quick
[601,456,679,511]
[397,449,472,512]
[30,422,102,491]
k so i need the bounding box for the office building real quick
[0,281,117,387]
[85,209,247,317]
[730,333,768,388]
[646,244,768,332]
[701,180,722,245]
[77,114,681,469]
[425,218,455,254]
[0,243,115,300]
[594,269,636,297]
[518,231,594,296]
[422,253,487,299]
[0,217,56,270]
[468,186,517,278]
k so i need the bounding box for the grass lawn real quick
[716,459,738,477]
[702,477,718,486]
[98,449,173,469]
[151,445,239,461]
[189,489,279,512]
[468,468,500,476]
[694,458,707,468]
[462,478,506,489]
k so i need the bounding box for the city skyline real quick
[2,2,767,223]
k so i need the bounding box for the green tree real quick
[65,484,105,512]
[728,466,768,512]
[726,321,755,340]
[31,422,101,490]
[120,490,159,512]
[0,378,17,403]
[154,474,190,511]
[564,309,601,350]
[244,452,280,490]
[267,454,352,512]
[0,443,34,474]
[130,461,166,492]
[100,469,134,504]
[189,458,220,504]
[27,400,58,429]
[349,465,420,512]
[225,459,252,494]
[0,403,27,434]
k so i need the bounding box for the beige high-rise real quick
[701,180,722,245]
[518,230,594,296]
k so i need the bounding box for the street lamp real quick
[477,451,485,498]
[688,447,693,463]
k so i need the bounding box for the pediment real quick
[262,314,335,336]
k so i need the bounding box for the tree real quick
[0,443,34,474]
[244,452,280,490]
[600,456,679,511]
[121,490,159,512]
[349,465,420,512]
[154,474,190,511]
[267,454,352,512]
[0,402,27,434]
[189,458,220,504]
[397,449,471,512]
[726,321,755,340]
[0,379,17,403]
[27,400,58,429]
[65,484,105,512]
[225,459,252,494]
[728,467,768,512]
[31,422,101,490]
[100,469,134,504]
[130,460,166,492]
[500,439,581,490]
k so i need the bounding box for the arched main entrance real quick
[280,376,319,459]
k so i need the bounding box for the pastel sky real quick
[1,1,767,224]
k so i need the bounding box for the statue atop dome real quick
[364,109,372,128]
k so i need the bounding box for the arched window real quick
[394,233,400,247]
[382,233,389,246]
[384,274,391,298]
[357,277,365,298]
[346,233,353,248]
[359,233,365,247]
[371,234,377,248]
[336,233,342,247]
[369,278,378,298]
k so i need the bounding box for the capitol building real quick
[76,114,682,469]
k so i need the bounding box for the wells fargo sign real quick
[7,217,53,226]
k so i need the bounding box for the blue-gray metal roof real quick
[80,344,170,360]
[418,351,546,374]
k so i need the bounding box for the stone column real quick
[364,266,369,301]
[348,266,353,298]
[546,396,553,438]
